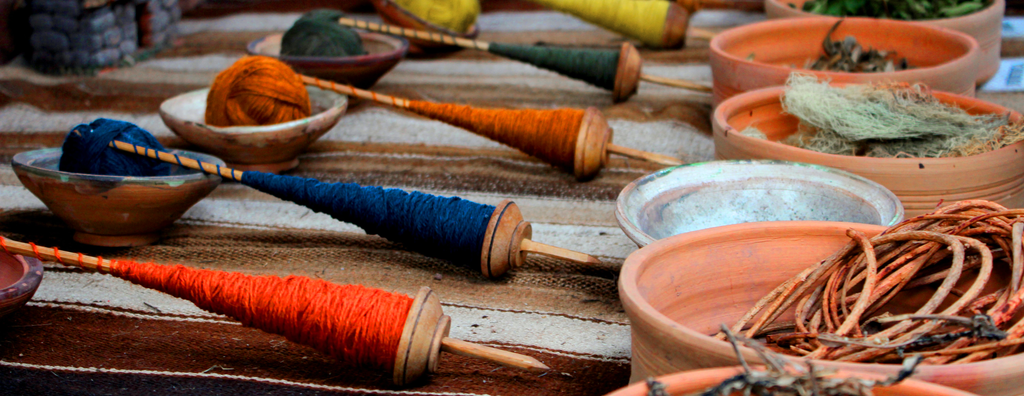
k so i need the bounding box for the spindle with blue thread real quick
[334,17,714,102]
[103,137,600,278]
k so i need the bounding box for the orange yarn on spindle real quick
[205,56,312,127]
[405,100,584,171]
[106,259,413,370]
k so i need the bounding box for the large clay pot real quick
[765,0,1004,85]
[712,85,1024,216]
[606,366,978,396]
[709,17,980,105]
[619,221,1024,396]
[0,251,43,320]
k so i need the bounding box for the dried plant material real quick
[800,0,990,20]
[806,21,910,73]
[739,74,1024,158]
[722,200,1024,365]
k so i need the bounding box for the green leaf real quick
[844,0,867,12]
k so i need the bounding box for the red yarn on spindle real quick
[104,259,414,370]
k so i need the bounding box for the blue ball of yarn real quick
[58,118,172,177]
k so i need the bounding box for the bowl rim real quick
[158,84,349,135]
[0,253,44,303]
[11,147,226,184]
[618,220,1024,377]
[709,17,981,80]
[711,84,1024,166]
[614,159,905,247]
[371,0,481,38]
[764,0,1002,25]
[246,31,410,65]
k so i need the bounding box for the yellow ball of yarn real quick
[394,0,480,33]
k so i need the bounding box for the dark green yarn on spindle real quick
[281,9,366,57]
[487,43,619,91]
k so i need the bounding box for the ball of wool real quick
[281,9,366,57]
[59,118,171,177]
[205,56,312,127]
[394,0,480,33]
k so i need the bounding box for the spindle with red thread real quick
[0,236,550,386]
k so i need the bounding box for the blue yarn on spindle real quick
[241,171,496,270]
[59,118,172,177]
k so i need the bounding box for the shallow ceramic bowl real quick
[247,32,408,89]
[709,17,980,105]
[605,366,977,396]
[713,85,1024,216]
[370,0,480,54]
[12,148,223,247]
[620,221,1024,396]
[765,0,1004,84]
[615,160,903,247]
[159,85,348,173]
[0,251,43,320]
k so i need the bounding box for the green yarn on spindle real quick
[487,43,619,91]
[281,9,366,57]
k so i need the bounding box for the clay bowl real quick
[159,85,348,173]
[605,366,977,396]
[370,0,480,54]
[0,251,43,320]
[615,160,903,247]
[712,85,1024,217]
[246,32,409,89]
[708,17,980,105]
[765,0,1004,84]
[12,148,223,247]
[619,221,1024,396]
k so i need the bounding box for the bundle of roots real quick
[740,74,1024,158]
[723,200,1024,365]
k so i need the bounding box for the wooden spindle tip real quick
[676,0,700,13]
[394,286,450,386]
[479,199,531,279]
[574,107,612,181]
[613,43,642,103]
[662,1,691,49]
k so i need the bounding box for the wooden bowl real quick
[712,85,1024,216]
[615,160,903,247]
[246,32,409,89]
[0,252,43,320]
[370,0,480,54]
[619,221,1024,396]
[605,366,978,396]
[159,85,348,174]
[12,148,223,247]
[765,0,1004,85]
[709,17,980,105]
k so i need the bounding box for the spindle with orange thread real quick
[0,236,549,386]
[99,137,600,278]
[335,17,712,102]
[299,75,684,178]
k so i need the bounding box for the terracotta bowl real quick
[12,148,223,247]
[370,0,480,54]
[765,0,1004,85]
[708,17,980,105]
[615,160,903,247]
[159,85,348,173]
[712,85,1024,217]
[619,221,1024,396]
[605,366,977,396]
[0,251,43,320]
[246,32,409,89]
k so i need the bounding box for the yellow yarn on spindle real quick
[528,0,669,47]
[394,0,480,33]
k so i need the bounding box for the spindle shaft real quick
[606,144,684,167]
[335,17,712,98]
[0,237,550,386]
[107,141,601,278]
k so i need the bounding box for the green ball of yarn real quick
[281,9,366,57]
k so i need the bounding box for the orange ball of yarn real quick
[205,56,312,127]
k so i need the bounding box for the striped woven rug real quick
[1,3,1023,394]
